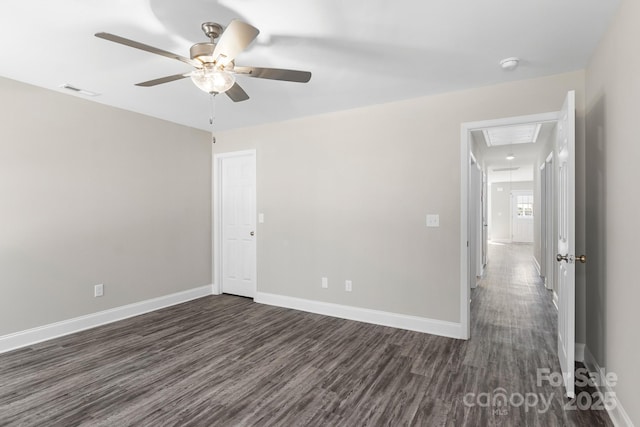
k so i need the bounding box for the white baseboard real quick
[255,292,463,339]
[489,239,512,244]
[575,342,585,362]
[0,284,214,354]
[533,256,541,276]
[211,283,221,295]
[583,346,635,427]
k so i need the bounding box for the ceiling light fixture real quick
[190,64,236,94]
[500,57,520,71]
[188,24,236,95]
[506,153,516,160]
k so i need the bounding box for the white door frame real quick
[481,171,488,270]
[460,112,559,339]
[539,162,547,279]
[212,149,257,295]
[468,153,481,290]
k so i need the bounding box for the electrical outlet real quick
[426,214,440,227]
[345,280,352,292]
[321,277,328,289]
[94,284,104,297]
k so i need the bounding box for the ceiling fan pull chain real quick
[210,92,216,144]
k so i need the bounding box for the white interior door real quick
[482,172,488,268]
[220,152,256,298]
[545,155,555,291]
[555,90,576,398]
[511,190,534,242]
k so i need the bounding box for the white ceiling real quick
[0,0,620,131]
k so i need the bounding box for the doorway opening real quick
[460,91,577,397]
[460,111,559,340]
[511,189,534,243]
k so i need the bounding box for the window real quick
[516,194,534,218]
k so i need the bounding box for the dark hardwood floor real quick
[0,243,612,426]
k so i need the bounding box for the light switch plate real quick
[426,214,440,227]
[258,213,265,223]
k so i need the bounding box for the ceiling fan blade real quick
[135,73,190,87]
[225,82,250,102]
[234,66,311,83]
[212,20,259,67]
[95,32,201,68]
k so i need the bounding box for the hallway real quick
[465,242,611,425]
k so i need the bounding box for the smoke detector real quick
[500,57,520,71]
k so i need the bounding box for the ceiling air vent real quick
[59,84,100,97]
[482,123,541,147]
[492,167,520,172]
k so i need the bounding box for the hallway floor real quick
[468,242,612,426]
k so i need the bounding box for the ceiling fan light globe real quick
[190,68,235,94]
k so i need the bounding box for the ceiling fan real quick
[95,20,312,102]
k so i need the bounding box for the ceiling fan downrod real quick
[201,22,223,43]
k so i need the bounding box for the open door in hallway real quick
[555,90,577,398]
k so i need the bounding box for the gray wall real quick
[586,0,640,422]
[489,181,533,242]
[0,77,212,336]
[214,71,586,325]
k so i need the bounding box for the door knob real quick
[556,254,587,263]
[250,231,255,236]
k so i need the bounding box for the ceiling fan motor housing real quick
[190,22,225,64]
[190,43,216,63]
